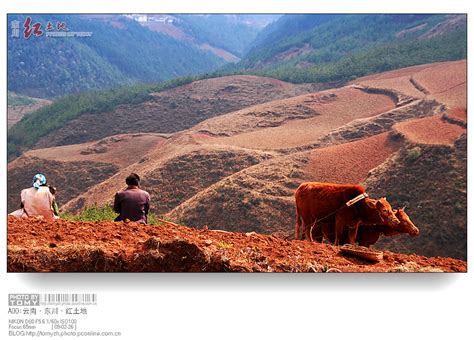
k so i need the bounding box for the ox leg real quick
[312,226,323,243]
[295,210,302,240]
[299,223,307,240]
[300,229,306,240]
[304,224,312,242]
[357,230,375,248]
[334,220,344,246]
[348,223,360,245]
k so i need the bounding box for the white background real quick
[1,1,472,339]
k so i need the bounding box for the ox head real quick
[361,197,400,226]
[390,208,420,236]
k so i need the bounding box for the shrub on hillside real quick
[406,146,422,163]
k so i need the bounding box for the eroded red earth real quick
[7,217,465,273]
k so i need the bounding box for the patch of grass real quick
[61,205,117,222]
[61,205,168,226]
[147,215,172,226]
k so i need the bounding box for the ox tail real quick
[308,218,320,243]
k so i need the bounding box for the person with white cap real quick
[9,173,58,220]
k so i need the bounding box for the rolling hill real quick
[226,14,466,83]
[8,14,467,160]
[33,76,323,148]
[7,60,466,260]
[8,14,272,99]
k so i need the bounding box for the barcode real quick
[40,294,97,305]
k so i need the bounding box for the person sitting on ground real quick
[113,173,150,224]
[9,173,57,220]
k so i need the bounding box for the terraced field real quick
[8,60,467,260]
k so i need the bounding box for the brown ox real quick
[316,208,419,247]
[294,182,399,245]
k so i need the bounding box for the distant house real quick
[122,14,148,23]
[149,15,175,24]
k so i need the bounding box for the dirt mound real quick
[7,216,465,272]
[33,76,326,148]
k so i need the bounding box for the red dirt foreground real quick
[7,216,466,273]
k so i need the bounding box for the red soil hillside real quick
[364,134,467,260]
[303,132,402,183]
[7,157,119,214]
[7,217,466,272]
[8,60,466,262]
[25,133,166,167]
[354,60,466,110]
[60,133,276,213]
[33,76,325,148]
[393,115,465,145]
[20,80,399,213]
[194,87,396,149]
[444,107,467,125]
[7,134,166,213]
[412,60,466,108]
[165,133,402,236]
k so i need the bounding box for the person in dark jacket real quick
[113,173,150,224]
